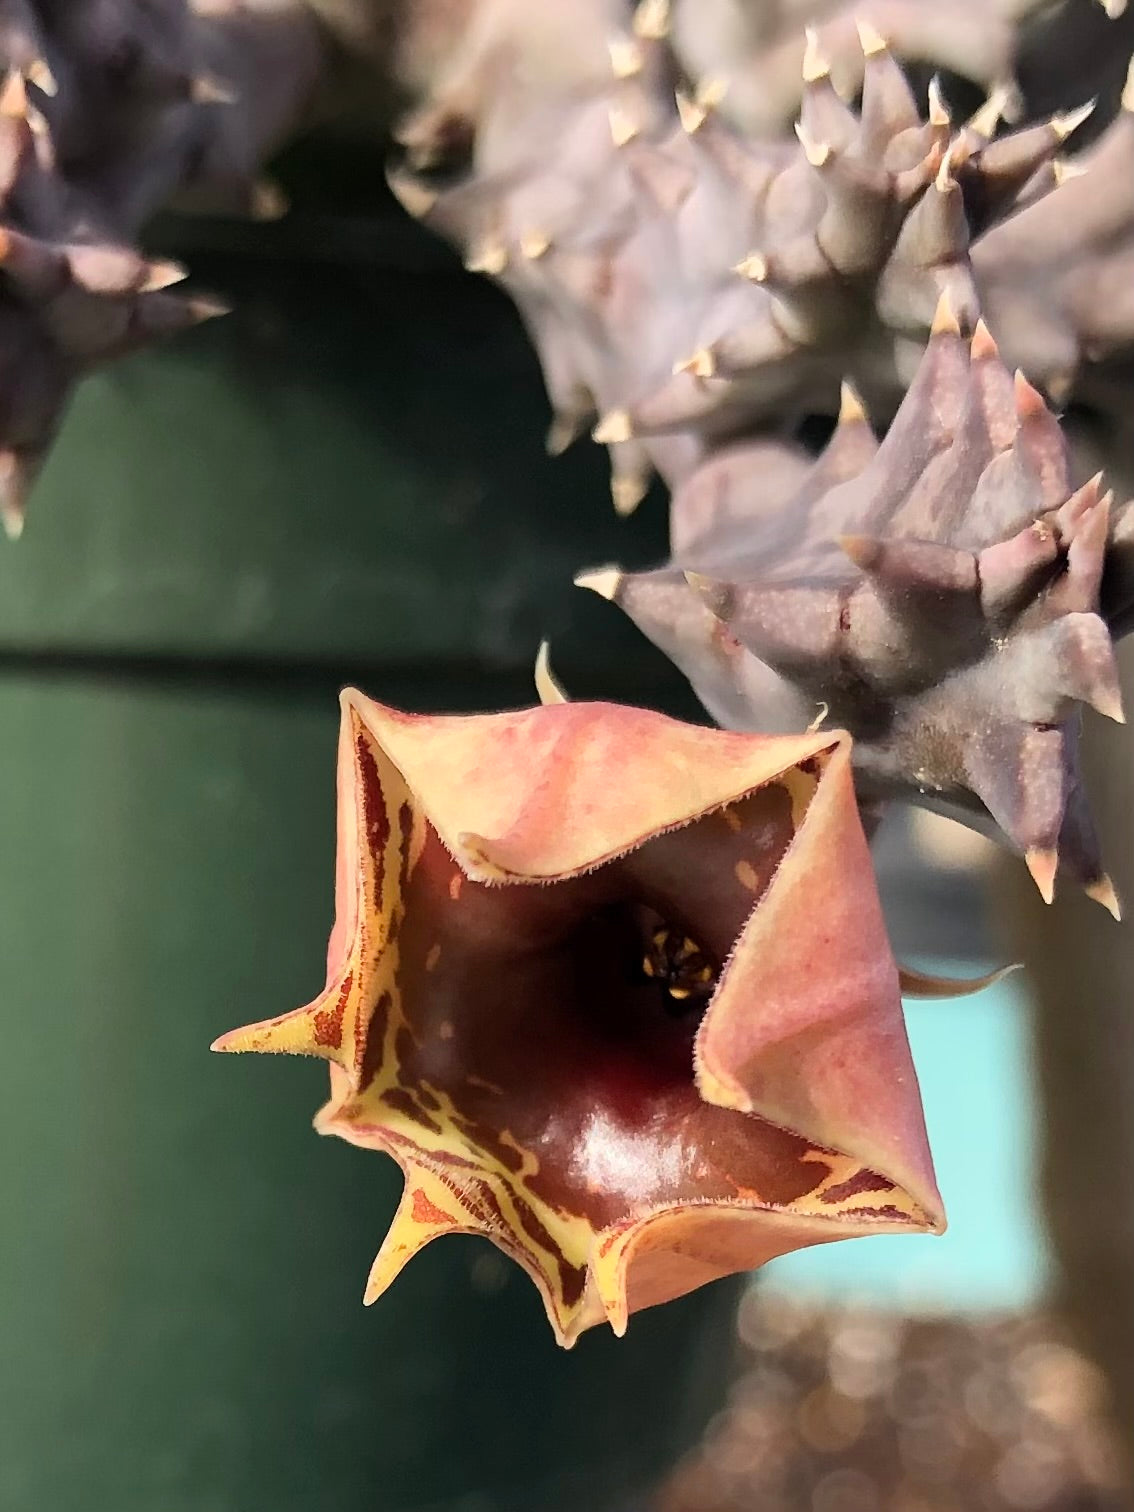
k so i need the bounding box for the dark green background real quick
[0,199,735,1512]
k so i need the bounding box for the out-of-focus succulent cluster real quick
[383,0,1134,903]
[0,0,327,536]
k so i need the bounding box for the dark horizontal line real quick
[0,643,700,713]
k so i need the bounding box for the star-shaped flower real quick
[214,693,943,1346]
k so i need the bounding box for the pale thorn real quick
[1086,875,1123,920]
[1,507,22,541]
[794,120,831,168]
[190,73,237,106]
[464,242,508,277]
[971,318,999,361]
[802,27,830,83]
[1026,847,1058,905]
[1123,56,1134,113]
[387,171,437,219]
[519,230,551,260]
[838,379,868,426]
[632,0,670,40]
[966,85,1011,141]
[1052,159,1089,187]
[189,296,232,322]
[675,91,707,135]
[927,76,950,129]
[142,259,188,293]
[673,348,716,379]
[612,473,649,516]
[855,17,888,56]
[251,179,289,221]
[683,570,720,601]
[574,565,623,601]
[1014,367,1050,417]
[534,641,570,705]
[1090,674,1125,725]
[0,69,27,118]
[734,252,768,282]
[807,702,830,732]
[609,104,639,146]
[935,143,957,192]
[26,57,55,95]
[931,289,961,337]
[1053,99,1096,141]
[25,101,51,168]
[697,78,729,111]
[593,410,633,445]
[547,409,588,455]
[0,449,26,540]
[1101,0,1128,16]
[608,36,643,79]
[1044,371,1074,407]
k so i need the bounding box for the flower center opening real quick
[640,921,718,1017]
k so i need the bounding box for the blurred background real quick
[1,39,1134,1512]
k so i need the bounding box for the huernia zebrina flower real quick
[214,692,943,1347]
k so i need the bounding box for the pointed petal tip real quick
[210,1024,255,1054]
[534,641,569,705]
[574,564,623,601]
[899,961,1022,999]
[1086,875,1123,920]
[1026,847,1058,904]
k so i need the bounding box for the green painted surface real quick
[0,670,734,1512]
[0,263,669,680]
